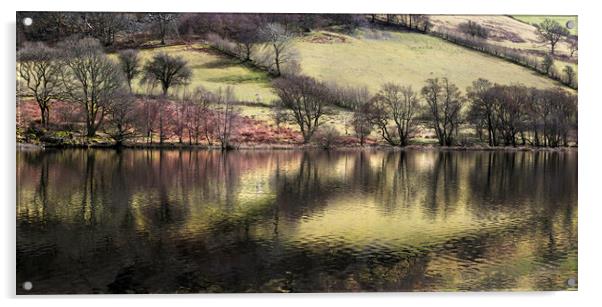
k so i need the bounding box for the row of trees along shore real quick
[18,36,576,149]
[275,75,577,148]
[18,38,237,150]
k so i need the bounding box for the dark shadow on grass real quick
[206,75,269,84]
[200,58,239,69]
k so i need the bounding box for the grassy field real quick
[295,29,567,94]
[113,44,278,102]
[119,25,571,104]
[122,26,575,99]
[512,15,578,35]
[428,15,577,76]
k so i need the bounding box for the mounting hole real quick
[22,17,33,27]
[567,278,577,287]
[566,20,575,30]
[22,281,33,291]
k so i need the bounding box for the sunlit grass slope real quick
[122,44,277,102]
[429,15,577,74]
[123,27,572,105]
[294,29,567,94]
[513,15,578,35]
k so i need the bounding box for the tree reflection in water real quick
[17,149,577,293]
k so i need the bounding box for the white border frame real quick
[3,1,600,306]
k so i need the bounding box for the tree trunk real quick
[273,44,281,76]
[244,44,251,62]
[86,125,97,138]
[159,116,164,144]
[40,106,49,128]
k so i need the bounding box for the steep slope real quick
[512,15,578,36]
[295,28,569,94]
[124,44,277,102]
[428,15,577,73]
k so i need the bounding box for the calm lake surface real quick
[16,149,577,293]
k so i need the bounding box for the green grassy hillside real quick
[295,29,567,94]
[429,15,577,75]
[122,44,276,102]
[126,27,570,105]
[512,15,578,35]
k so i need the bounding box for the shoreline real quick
[17,142,578,152]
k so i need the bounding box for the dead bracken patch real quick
[304,32,349,44]
[233,116,304,145]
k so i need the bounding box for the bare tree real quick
[271,100,290,130]
[421,78,464,146]
[213,86,238,150]
[537,88,577,147]
[493,85,529,146]
[415,15,432,32]
[273,75,330,143]
[187,86,213,144]
[568,37,578,58]
[396,14,432,32]
[145,13,178,45]
[467,79,497,146]
[173,97,189,144]
[259,23,295,76]
[81,12,130,46]
[228,14,264,62]
[141,52,192,96]
[536,19,570,55]
[554,88,577,146]
[104,92,137,145]
[467,82,577,147]
[141,98,161,144]
[351,100,375,146]
[59,38,125,137]
[118,49,141,92]
[17,42,62,127]
[372,83,420,146]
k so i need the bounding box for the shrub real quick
[313,125,340,149]
[563,65,576,87]
[206,33,239,57]
[541,54,555,75]
[457,21,489,39]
